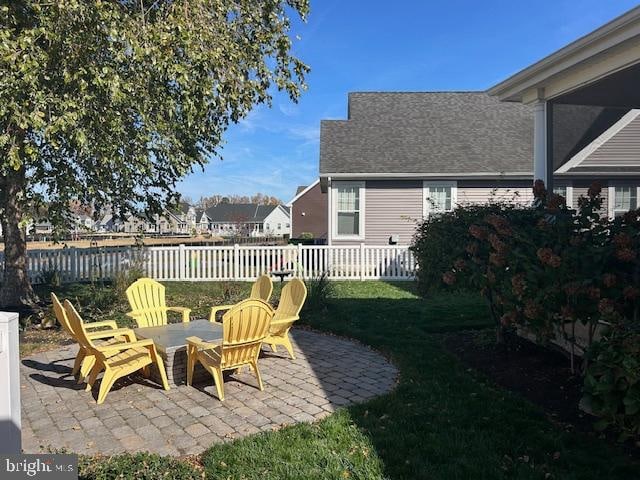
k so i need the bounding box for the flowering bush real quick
[411,180,640,438]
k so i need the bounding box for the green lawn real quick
[35,281,639,479]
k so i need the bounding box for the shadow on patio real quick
[20,322,398,456]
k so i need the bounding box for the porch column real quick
[533,100,554,191]
[533,101,547,183]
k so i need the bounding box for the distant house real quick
[166,202,198,234]
[206,203,290,237]
[287,180,327,241]
[319,92,640,245]
[32,220,54,236]
[121,215,152,234]
[73,214,95,233]
[195,210,210,234]
[263,205,291,237]
[96,213,118,232]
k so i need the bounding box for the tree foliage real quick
[0,0,308,305]
[196,193,282,209]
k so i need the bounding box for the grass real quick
[26,281,639,479]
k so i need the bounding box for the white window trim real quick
[332,181,365,241]
[608,185,640,219]
[553,183,573,208]
[423,181,458,217]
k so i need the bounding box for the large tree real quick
[0,0,309,307]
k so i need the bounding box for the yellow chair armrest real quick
[167,306,191,322]
[85,320,118,330]
[271,316,299,326]
[87,328,136,341]
[186,336,220,350]
[209,305,234,323]
[97,339,156,353]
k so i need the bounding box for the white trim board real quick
[556,109,640,173]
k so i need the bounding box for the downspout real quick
[327,176,332,245]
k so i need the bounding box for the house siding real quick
[364,180,422,245]
[291,183,328,239]
[581,115,640,167]
[330,178,638,246]
[457,180,534,206]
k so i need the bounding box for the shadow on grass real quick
[21,281,640,479]
[293,292,639,480]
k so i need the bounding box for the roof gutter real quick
[320,172,534,180]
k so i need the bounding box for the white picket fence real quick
[0,244,416,284]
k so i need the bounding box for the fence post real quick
[297,242,303,278]
[233,244,240,281]
[70,247,78,283]
[179,244,186,280]
[360,243,366,281]
[0,311,21,453]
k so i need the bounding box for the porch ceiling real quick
[488,6,640,105]
[552,62,640,108]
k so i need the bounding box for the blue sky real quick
[177,0,639,203]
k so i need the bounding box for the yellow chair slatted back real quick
[63,300,104,362]
[221,299,273,369]
[250,275,273,302]
[272,278,307,335]
[126,278,169,327]
[51,293,75,338]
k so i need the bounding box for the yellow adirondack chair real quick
[209,274,273,322]
[126,278,191,328]
[64,299,170,404]
[50,293,136,382]
[265,278,307,359]
[187,299,274,401]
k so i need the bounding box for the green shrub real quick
[39,266,62,288]
[78,453,200,480]
[304,271,334,313]
[583,329,640,441]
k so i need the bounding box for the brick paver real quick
[20,329,397,456]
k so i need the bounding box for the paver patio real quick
[20,329,398,456]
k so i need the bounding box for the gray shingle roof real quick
[320,92,534,175]
[205,204,277,223]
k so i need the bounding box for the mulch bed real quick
[445,330,640,457]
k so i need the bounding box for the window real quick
[334,182,364,238]
[277,223,281,230]
[553,186,567,198]
[423,181,457,217]
[613,186,638,217]
[552,184,573,208]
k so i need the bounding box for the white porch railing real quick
[0,244,416,284]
